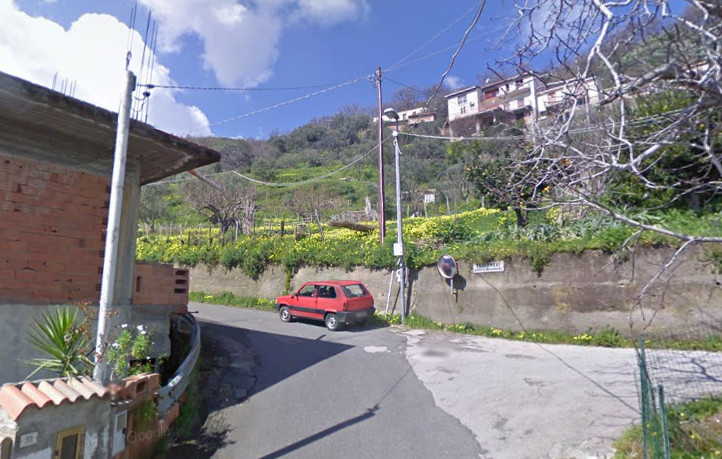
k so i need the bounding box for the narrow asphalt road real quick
[190,303,483,459]
[185,304,644,459]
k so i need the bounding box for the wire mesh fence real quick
[637,327,722,458]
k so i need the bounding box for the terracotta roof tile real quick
[0,377,109,421]
[19,383,52,409]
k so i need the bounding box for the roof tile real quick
[0,377,110,421]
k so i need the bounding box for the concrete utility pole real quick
[384,108,405,325]
[94,69,136,383]
[376,66,386,244]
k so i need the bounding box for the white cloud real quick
[444,76,464,90]
[294,0,369,26]
[138,0,368,87]
[0,0,211,135]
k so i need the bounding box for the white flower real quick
[121,324,128,329]
[112,342,120,349]
[137,325,146,331]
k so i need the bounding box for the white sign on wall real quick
[472,261,505,273]
[19,432,38,448]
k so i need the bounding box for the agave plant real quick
[25,307,94,378]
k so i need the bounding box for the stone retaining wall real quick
[189,246,722,336]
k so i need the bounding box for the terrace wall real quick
[189,246,722,336]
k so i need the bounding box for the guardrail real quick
[157,313,200,416]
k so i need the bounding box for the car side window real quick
[298,285,316,297]
[317,286,336,298]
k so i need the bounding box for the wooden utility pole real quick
[376,66,386,244]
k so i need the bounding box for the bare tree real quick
[183,177,257,237]
[465,1,722,332]
[500,0,722,244]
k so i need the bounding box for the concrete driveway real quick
[400,329,640,459]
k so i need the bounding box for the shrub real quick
[592,326,627,347]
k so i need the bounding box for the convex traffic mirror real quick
[437,254,457,279]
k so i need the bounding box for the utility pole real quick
[93,69,136,384]
[376,66,386,244]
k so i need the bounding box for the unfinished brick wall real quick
[133,262,188,307]
[0,153,109,304]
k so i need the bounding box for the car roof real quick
[305,280,364,286]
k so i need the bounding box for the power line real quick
[385,33,489,76]
[386,3,480,73]
[230,137,387,187]
[140,81,362,92]
[145,137,387,189]
[384,77,416,89]
[181,74,372,135]
[400,108,687,142]
[425,0,488,108]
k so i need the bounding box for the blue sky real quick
[1,0,526,138]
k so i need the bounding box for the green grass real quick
[189,291,276,312]
[191,291,722,352]
[614,397,722,458]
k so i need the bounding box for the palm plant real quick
[25,307,94,378]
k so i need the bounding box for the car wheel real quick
[279,306,292,323]
[325,313,341,331]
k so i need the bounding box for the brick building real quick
[0,71,220,384]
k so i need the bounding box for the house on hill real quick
[374,106,437,130]
[0,70,220,385]
[445,73,600,137]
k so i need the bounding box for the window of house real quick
[56,427,84,459]
[457,94,467,105]
[460,106,467,115]
[516,78,524,88]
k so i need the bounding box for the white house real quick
[445,73,600,137]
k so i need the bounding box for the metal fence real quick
[157,313,201,416]
[636,332,722,458]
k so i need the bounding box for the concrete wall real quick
[5,397,111,459]
[0,304,171,385]
[189,246,722,336]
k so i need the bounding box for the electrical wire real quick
[425,0,488,108]
[230,137,387,187]
[385,77,416,89]
[144,136,387,189]
[140,80,363,92]
[386,3,480,73]
[181,74,372,135]
[386,32,489,76]
[399,107,687,142]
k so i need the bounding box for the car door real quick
[316,284,340,315]
[292,283,320,319]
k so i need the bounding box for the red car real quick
[276,280,376,331]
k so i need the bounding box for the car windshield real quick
[342,284,368,298]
